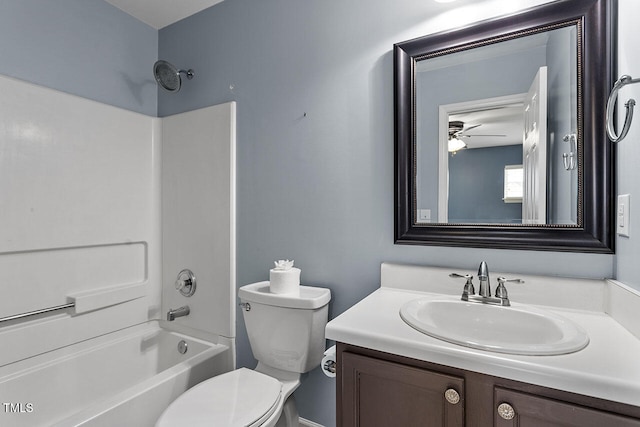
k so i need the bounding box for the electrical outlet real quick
[617,194,630,237]
[418,209,431,222]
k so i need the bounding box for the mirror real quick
[394,0,615,252]
[416,26,578,225]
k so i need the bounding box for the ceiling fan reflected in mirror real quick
[447,120,507,153]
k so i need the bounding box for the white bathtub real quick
[0,321,232,427]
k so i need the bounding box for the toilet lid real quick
[156,368,283,427]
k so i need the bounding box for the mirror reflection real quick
[414,25,578,225]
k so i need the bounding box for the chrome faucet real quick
[478,261,491,298]
[167,305,190,321]
[450,262,524,307]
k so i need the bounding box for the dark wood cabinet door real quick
[494,388,640,427]
[341,352,464,427]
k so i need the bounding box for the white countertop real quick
[325,264,640,407]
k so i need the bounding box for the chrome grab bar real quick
[0,303,75,324]
[0,283,147,324]
[606,75,640,143]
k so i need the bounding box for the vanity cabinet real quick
[337,343,640,427]
[341,352,464,426]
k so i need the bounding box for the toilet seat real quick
[156,368,283,427]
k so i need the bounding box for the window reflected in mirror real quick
[504,164,524,204]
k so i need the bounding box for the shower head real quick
[153,60,194,93]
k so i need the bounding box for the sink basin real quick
[399,297,589,355]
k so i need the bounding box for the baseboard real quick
[299,417,325,427]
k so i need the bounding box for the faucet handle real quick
[449,273,475,297]
[496,277,524,285]
[495,277,524,299]
[175,269,196,297]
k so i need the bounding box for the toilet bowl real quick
[156,282,331,427]
[156,368,286,427]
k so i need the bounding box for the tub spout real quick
[167,305,190,321]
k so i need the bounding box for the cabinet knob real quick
[444,388,460,405]
[497,402,516,420]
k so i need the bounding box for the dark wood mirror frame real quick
[394,0,616,253]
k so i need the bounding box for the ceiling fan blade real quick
[462,123,482,132]
[459,133,507,138]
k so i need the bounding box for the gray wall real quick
[158,1,613,425]
[615,0,640,289]
[0,0,157,115]
[449,145,523,223]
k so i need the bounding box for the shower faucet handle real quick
[175,269,196,297]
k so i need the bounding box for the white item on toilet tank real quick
[239,281,330,373]
[269,260,301,295]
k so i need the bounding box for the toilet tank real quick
[239,282,331,373]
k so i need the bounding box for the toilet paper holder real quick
[323,359,336,374]
[322,345,337,378]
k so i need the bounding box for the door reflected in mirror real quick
[414,25,578,225]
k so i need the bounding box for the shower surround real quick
[0,74,236,426]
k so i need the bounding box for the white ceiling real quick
[104,0,224,29]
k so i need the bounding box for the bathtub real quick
[0,321,232,427]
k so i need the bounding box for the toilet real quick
[156,281,331,427]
